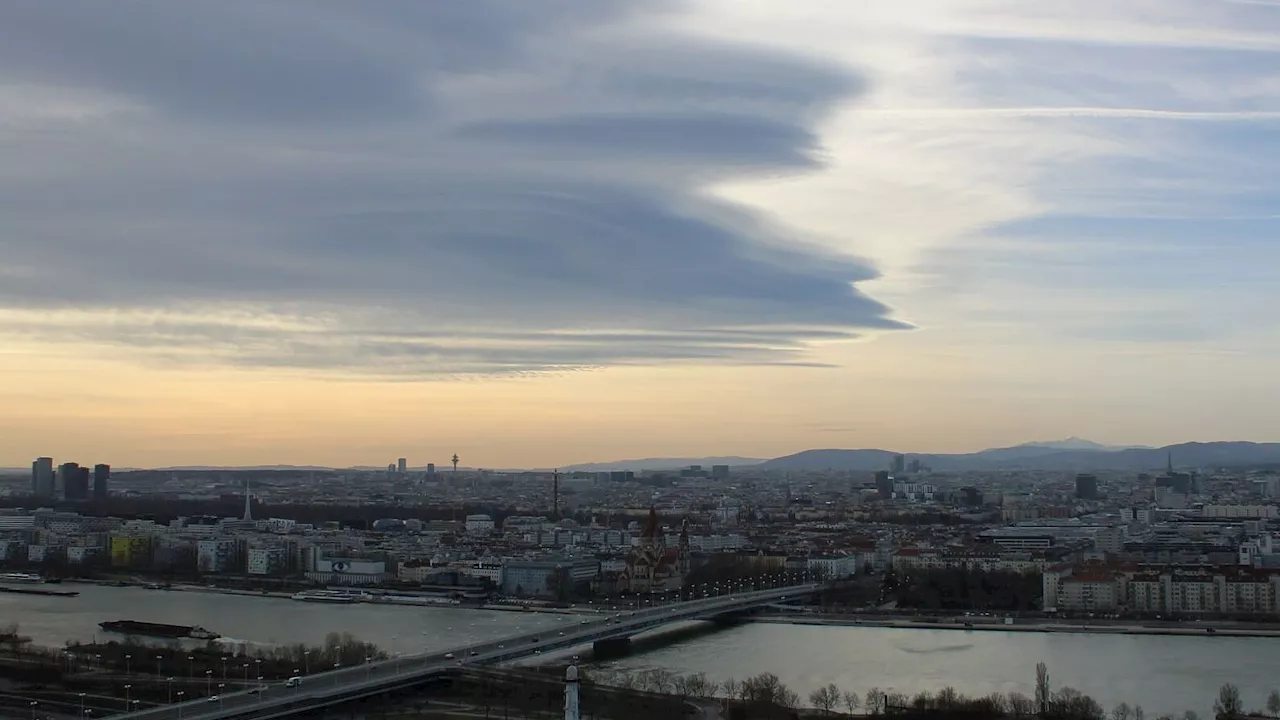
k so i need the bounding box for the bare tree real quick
[1036,662,1051,715]
[1135,705,1146,720]
[1266,690,1280,718]
[843,689,862,716]
[1214,684,1242,720]
[866,687,885,715]
[1008,692,1036,716]
[721,677,739,698]
[1114,702,1133,720]
[810,684,841,714]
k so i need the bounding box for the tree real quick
[866,687,885,715]
[809,684,841,714]
[1135,706,1146,720]
[1114,702,1133,720]
[720,677,740,706]
[1214,684,1242,720]
[1266,690,1280,718]
[1008,693,1036,716]
[742,673,798,712]
[1036,662,1051,714]
[843,690,862,715]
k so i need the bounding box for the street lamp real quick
[205,669,213,694]
[303,650,310,675]
[79,692,86,716]
[176,692,185,720]
[29,700,37,720]
[125,654,132,675]
[124,684,132,709]
[167,677,174,703]
[187,655,194,679]
[217,683,225,707]
[221,656,228,680]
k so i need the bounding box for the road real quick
[112,584,818,720]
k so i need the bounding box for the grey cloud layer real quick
[0,0,903,375]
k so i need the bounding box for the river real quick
[5,585,1276,718]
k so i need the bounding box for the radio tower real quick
[451,454,459,474]
[242,478,253,521]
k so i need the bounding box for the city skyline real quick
[3,1,1280,468]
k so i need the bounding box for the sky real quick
[2,0,1280,469]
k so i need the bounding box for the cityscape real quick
[4,0,1280,720]
[3,441,1280,718]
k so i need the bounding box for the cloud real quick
[0,0,899,376]
[674,0,1280,356]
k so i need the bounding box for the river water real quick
[5,585,1276,718]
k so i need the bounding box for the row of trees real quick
[585,663,1280,720]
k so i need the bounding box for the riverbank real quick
[59,580,600,615]
[753,613,1280,637]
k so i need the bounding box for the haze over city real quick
[4,0,1280,469]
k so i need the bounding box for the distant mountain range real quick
[8,440,1278,476]
[560,456,764,472]
[1015,437,1152,452]
[758,440,1280,472]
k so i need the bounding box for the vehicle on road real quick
[444,653,454,660]
[285,676,302,688]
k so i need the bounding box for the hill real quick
[561,456,763,472]
[758,441,1280,472]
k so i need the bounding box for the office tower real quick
[1075,473,1099,500]
[892,454,906,475]
[65,465,90,500]
[875,470,893,499]
[711,465,730,479]
[397,457,407,474]
[31,457,54,497]
[58,462,80,499]
[93,464,111,501]
[425,462,436,480]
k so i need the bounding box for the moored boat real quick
[99,620,220,640]
[291,590,361,604]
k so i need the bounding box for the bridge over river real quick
[112,583,819,720]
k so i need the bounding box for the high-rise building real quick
[31,457,54,497]
[892,454,906,475]
[397,457,407,474]
[425,463,436,481]
[58,462,80,499]
[65,466,90,500]
[711,465,730,479]
[875,470,893,499]
[1075,474,1099,500]
[93,464,110,501]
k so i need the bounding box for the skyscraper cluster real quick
[30,457,109,501]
